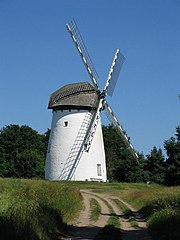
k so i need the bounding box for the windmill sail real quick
[103,101,138,160]
[45,19,139,182]
[84,99,104,152]
[104,49,125,97]
[66,19,100,90]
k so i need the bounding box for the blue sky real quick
[0,0,180,156]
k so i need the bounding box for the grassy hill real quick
[0,179,179,240]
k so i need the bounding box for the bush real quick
[148,209,180,240]
[140,188,180,240]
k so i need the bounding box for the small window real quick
[64,121,68,127]
[97,164,102,176]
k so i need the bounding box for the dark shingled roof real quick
[48,82,99,110]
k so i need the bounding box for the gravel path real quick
[61,189,151,240]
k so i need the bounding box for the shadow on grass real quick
[0,207,151,240]
[65,225,102,239]
[0,206,66,240]
[101,211,140,221]
[148,211,180,240]
[121,227,151,240]
[0,216,39,240]
[64,224,152,240]
[64,225,121,240]
[94,225,122,240]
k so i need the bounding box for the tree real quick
[102,125,123,181]
[0,151,9,177]
[15,150,44,178]
[164,126,180,186]
[145,146,165,184]
[0,124,47,178]
[102,125,146,182]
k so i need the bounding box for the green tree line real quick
[0,125,49,179]
[0,124,179,185]
[103,125,180,185]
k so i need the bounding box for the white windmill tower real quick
[45,19,138,181]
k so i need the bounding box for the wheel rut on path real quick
[99,193,151,240]
[61,189,151,240]
[62,190,110,240]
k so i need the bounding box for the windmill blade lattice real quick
[59,111,94,181]
[103,101,138,160]
[104,49,125,97]
[66,19,100,90]
[84,99,104,152]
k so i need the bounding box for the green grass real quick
[0,179,179,240]
[108,184,180,240]
[128,216,138,228]
[72,181,180,240]
[90,198,101,221]
[148,208,180,240]
[91,194,121,240]
[143,189,180,240]
[0,178,83,240]
[96,183,180,240]
[113,199,138,228]
[97,196,120,228]
[113,198,130,213]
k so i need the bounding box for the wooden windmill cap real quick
[48,82,99,110]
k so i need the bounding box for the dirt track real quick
[62,189,151,240]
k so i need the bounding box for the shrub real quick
[148,209,180,240]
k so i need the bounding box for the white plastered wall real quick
[45,109,107,181]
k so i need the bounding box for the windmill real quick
[45,19,138,182]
